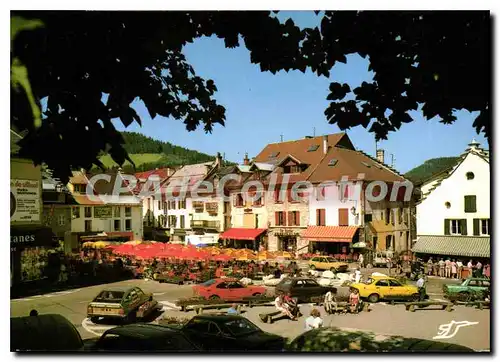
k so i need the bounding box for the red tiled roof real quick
[72,194,105,205]
[219,228,267,241]
[301,226,359,242]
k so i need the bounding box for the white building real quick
[412,139,490,260]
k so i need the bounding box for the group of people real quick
[425,258,490,279]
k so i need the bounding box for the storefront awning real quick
[301,226,359,243]
[219,228,267,241]
[369,220,393,234]
[412,235,490,258]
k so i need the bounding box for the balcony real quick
[191,220,220,230]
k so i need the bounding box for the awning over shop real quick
[369,220,393,234]
[412,235,490,258]
[11,226,57,248]
[186,234,219,246]
[219,228,267,241]
[301,226,359,243]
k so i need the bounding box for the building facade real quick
[412,140,490,260]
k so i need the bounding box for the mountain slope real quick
[405,157,460,185]
[94,131,216,172]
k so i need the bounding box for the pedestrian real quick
[456,260,463,279]
[358,254,364,269]
[386,257,393,276]
[354,268,362,283]
[445,258,451,278]
[324,288,337,314]
[227,303,239,315]
[304,309,323,331]
[475,261,483,277]
[349,288,361,313]
[427,257,433,276]
[438,258,445,277]
[483,263,490,279]
[416,275,426,301]
[451,259,457,279]
[467,260,474,277]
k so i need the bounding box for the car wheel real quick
[90,317,100,324]
[252,293,262,297]
[458,292,471,302]
[310,265,316,270]
[126,310,137,324]
[368,293,380,303]
[411,293,420,302]
[330,267,337,272]
[209,295,221,301]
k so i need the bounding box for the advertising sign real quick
[94,206,113,219]
[10,179,40,223]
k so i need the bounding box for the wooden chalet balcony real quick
[191,220,220,230]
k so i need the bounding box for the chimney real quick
[468,138,480,150]
[215,152,222,169]
[376,149,385,164]
[323,135,328,155]
[243,153,250,165]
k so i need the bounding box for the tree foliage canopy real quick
[404,156,460,185]
[11,11,490,183]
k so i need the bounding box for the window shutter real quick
[283,212,287,226]
[296,211,300,226]
[344,185,349,199]
[287,189,292,202]
[338,208,348,226]
[461,219,468,235]
[288,211,293,226]
[275,212,279,226]
[320,209,326,226]
[473,219,480,236]
[444,219,450,235]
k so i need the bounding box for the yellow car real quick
[350,275,419,303]
[309,257,349,273]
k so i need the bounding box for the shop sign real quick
[94,206,112,219]
[243,208,253,213]
[205,202,218,213]
[10,227,54,247]
[193,201,204,213]
[10,179,40,223]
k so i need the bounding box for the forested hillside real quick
[404,157,459,185]
[92,132,216,173]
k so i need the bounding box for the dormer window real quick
[328,159,338,167]
[269,152,280,158]
[307,145,320,152]
[284,165,301,174]
[466,172,475,180]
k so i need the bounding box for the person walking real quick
[475,261,483,278]
[358,254,364,269]
[427,257,433,276]
[354,268,362,283]
[438,258,445,278]
[456,260,464,279]
[304,309,323,331]
[386,257,393,276]
[445,258,451,278]
[324,289,337,315]
[416,275,426,301]
[451,259,457,279]
[467,260,474,277]
[349,288,361,313]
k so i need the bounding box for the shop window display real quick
[20,247,49,282]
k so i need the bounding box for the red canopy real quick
[212,254,232,262]
[219,228,267,241]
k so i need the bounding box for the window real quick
[284,165,301,174]
[72,207,80,219]
[114,207,120,217]
[316,209,326,226]
[253,193,263,206]
[147,198,151,210]
[124,219,131,231]
[216,282,228,289]
[269,151,280,158]
[338,208,349,226]
[316,186,326,201]
[375,280,390,287]
[307,144,320,152]
[328,159,338,167]
[398,207,403,224]
[275,211,286,226]
[114,220,121,231]
[464,195,477,213]
[388,280,402,287]
[364,213,372,223]
[84,207,92,218]
[274,190,283,203]
[445,202,451,209]
[227,282,244,289]
[288,211,300,226]
[234,194,244,207]
[451,219,462,235]
[386,235,392,250]
[180,215,185,229]
[466,172,475,180]
[179,200,186,209]
[481,219,490,235]
[385,208,390,224]
[58,214,65,226]
[125,207,132,217]
[158,201,161,210]
[85,220,92,232]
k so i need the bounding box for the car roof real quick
[192,314,246,322]
[214,278,238,283]
[370,275,397,280]
[104,323,179,339]
[100,286,136,293]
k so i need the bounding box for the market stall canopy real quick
[412,235,490,258]
[301,226,359,242]
[219,228,267,241]
[352,242,367,248]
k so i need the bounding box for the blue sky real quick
[115,11,488,173]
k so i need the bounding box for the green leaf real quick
[11,57,42,128]
[11,16,44,43]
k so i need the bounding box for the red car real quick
[193,278,266,301]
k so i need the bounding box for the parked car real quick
[84,323,200,351]
[443,277,490,301]
[11,313,84,352]
[350,275,419,303]
[87,286,160,323]
[275,277,332,303]
[178,314,286,351]
[371,251,394,267]
[309,257,349,272]
[192,278,266,301]
[287,327,474,352]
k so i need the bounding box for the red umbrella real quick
[212,254,232,262]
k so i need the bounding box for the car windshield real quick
[278,279,292,287]
[325,257,338,263]
[224,319,260,336]
[202,279,217,287]
[94,291,124,302]
[363,278,373,285]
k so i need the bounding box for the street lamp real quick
[350,206,357,216]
